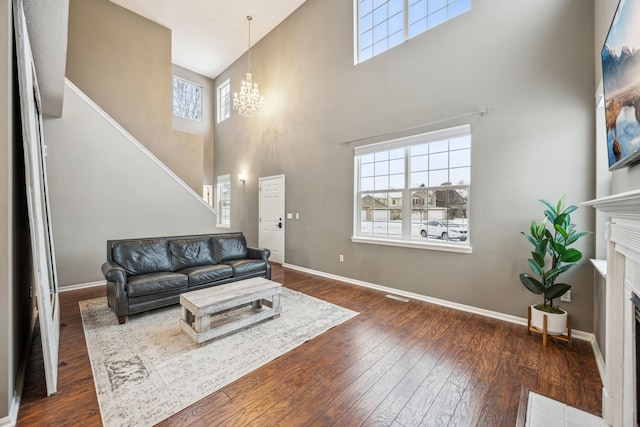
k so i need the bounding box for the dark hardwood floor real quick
[17,264,602,426]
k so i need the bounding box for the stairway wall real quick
[43,81,218,287]
[65,0,204,193]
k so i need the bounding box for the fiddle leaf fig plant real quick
[519,195,590,314]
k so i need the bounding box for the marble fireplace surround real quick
[584,189,640,427]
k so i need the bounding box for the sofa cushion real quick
[223,259,267,276]
[125,272,188,297]
[212,234,248,262]
[180,264,233,286]
[170,238,215,271]
[113,240,173,276]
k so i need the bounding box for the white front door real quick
[259,175,285,264]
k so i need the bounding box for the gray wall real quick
[44,82,218,287]
[66,0,204,193]
[214,0,597,331]
[172,64,215,187]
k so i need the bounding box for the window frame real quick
[217,79,231,123]
[216,174,231,228]
[352,124,472,254]
[172,76,203,121]
[354,0,472,64]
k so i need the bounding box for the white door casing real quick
[259,175,285,264]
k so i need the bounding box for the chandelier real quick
[233,16,264,118]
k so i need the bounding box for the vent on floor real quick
[385,294,409,302]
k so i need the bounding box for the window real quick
[172,76,202,121]
[358,0,405,62]
[353,124,470,251]
[216,175,231,228]
[217,79,231,123]
[203,184,213,207]
[356,0,471,63]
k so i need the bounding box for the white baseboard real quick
[3,393,20,427]
[1,310,39,427]
[59,280,106,292]
[0,394,18,427]
[57,266,597,343]
[282,263,594,342]
[0,415,14,427]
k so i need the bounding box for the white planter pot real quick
[530,304,567,335]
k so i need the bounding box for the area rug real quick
[80,288,358,427]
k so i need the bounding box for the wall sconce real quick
[239,174,246,184]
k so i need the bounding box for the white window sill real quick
[216,224,231,229]
[351,236,472,254]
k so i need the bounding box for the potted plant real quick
[520,195,589,335]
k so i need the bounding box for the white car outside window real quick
[420,221,468,241]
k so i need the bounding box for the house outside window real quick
[216,175,231,228]
[356,0,471,63]
[217,79,231,123]
[172,76,202,121]
[353,124,471,252]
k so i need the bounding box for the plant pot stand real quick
[527,306,572,348]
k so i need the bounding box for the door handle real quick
[278,218,283,229]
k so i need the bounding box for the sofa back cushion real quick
[212,234,248,262]
[170,238,214,270]
[113,240,173,276]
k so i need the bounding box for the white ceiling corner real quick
[110,0,308,80]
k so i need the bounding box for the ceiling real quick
[110,0,308,80]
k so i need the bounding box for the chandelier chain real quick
[233,15,264,118]
[247,16,252,72]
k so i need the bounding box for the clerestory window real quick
[356,0,471,63]
[217,79,231,123]
[172,76,202,121]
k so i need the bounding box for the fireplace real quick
[584,190,640,427]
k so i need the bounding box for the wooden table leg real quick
[194,313,210,333]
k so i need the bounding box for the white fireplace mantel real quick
[583,189,640,427]
[585,188,640,219]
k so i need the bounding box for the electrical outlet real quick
[339,254,344,262]
[560,290,571,303]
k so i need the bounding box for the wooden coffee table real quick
[179,277,282,346]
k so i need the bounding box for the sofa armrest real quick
[102,261,130,321]
[247,246,270,262]
[102,261,127,285]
